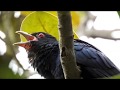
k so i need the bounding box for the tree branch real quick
[85,28,120,40]
[1,11,25,70]
[77,12,120,40]
[57,11,80,79]
[0,36,5,42]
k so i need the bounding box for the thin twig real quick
[0,36,5,42]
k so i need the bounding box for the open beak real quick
[16,31,36,41]
[13,31,37,50]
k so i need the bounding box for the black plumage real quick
[15,31,120,79]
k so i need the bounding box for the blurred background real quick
[0,11,120,79]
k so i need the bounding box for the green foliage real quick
[101,74,120,79]
[108,74,120,79]
[45,11,82,31]
[21,11,82,31]
[21,11,33,16]
[0,11,25,79]
[0,56,22,79]
[117,11,120,17]
[20,11,79,42]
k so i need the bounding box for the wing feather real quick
[74,40,120,78]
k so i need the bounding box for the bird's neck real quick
[28,42,60,78]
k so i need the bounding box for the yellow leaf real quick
[20,11,79,42]
[21,11,34,16]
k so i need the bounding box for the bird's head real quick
[13,31,57,51]
[13,31,58,64]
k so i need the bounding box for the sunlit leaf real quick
[71,12,81,31]
[47,11,81,31]
[20,11,78,42]
[21,11,34,16]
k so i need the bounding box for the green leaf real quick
[21,11,34,16]
[20,11,78,41]
[46,11,82,31]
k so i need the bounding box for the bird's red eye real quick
[38,33,45,38]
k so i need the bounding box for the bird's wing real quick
[74,39,120,78]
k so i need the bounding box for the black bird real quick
[14,31,120,79]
